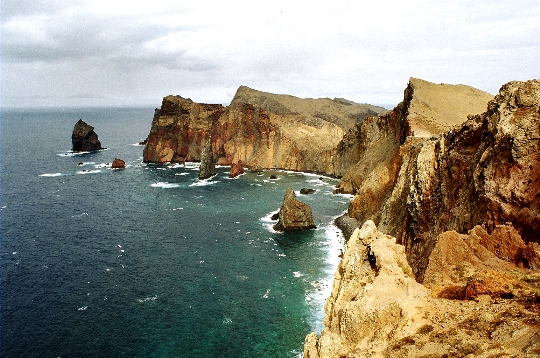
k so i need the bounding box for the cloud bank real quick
[2,0,539,107]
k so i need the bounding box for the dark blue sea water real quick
[1,108,350,357]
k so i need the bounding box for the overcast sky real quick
[2,0,539,108]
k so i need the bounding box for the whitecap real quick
[77,170,101,175]
[293,271,303,278]
[71,212,89,218]
[136,295,158,303]
[58,151,90,157]
[150,182,181,188]
[175,172,190,176]
[77,306,88,311]
[172,207,183,211]
[190,179,218,187]
[39,173,63,177]
[222,317,233,324]
[262,289,271,299]
[94,163,109,169]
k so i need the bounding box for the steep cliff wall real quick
[143,86,387,176]
[338,79,539,280]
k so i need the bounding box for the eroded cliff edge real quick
[143,86,387,176]
[306,80,540,357]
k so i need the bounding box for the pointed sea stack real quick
[198,136,216,180]
[72,119,102,151]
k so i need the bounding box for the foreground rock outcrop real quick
[143,86,387,176]
[273,188,316,231]
[305,221,540,358]
[72,119,102,151]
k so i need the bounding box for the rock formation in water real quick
[143,86,387,176]
[111,158,125,169]
[273,188,316,231]
[229,160,244,178]
[198,136,216,180]
[72,119,102,151]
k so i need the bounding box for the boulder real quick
[299,188,316,195]
[273,188,316,231]
[198,137,216,180]
[72,119,102,151]
[229,160,244,178]
[111,158,126,169]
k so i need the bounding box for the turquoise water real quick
[1,108,350,357]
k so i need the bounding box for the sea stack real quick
[198,136,216,180]
[229,160,245,178]
[72,119,102,151]
[273,188,316,231]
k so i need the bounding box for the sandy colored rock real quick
[341,79,540,280]
[406,78,493,137]
[273,188,316,231]
[305,221,540,358]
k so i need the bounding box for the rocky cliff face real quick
[305,222,540,358]
[143,86,387,176]
[307,80,540,357]
[338,79,540,281]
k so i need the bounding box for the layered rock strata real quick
[72,119,102,151]
[143,86,387,176]
[273,188,316,231]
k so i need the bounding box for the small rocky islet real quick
[84,78,540,356]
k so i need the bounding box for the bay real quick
[1,107,350,357]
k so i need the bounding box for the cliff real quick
[306,80,540,356]
[143,86,387,176]
[304,222,540,357]
[340,79,539,280]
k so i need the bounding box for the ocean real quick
[0,107,350,357]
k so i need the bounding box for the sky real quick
[2,0,539,108]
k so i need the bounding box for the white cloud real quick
[2,0,539,108]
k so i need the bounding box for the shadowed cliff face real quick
[142,87,387,176]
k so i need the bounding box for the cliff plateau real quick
[143,86,387,176]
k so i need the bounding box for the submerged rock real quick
[273,188,316,231]
[72,119,102,151]
[299,188,316,195]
